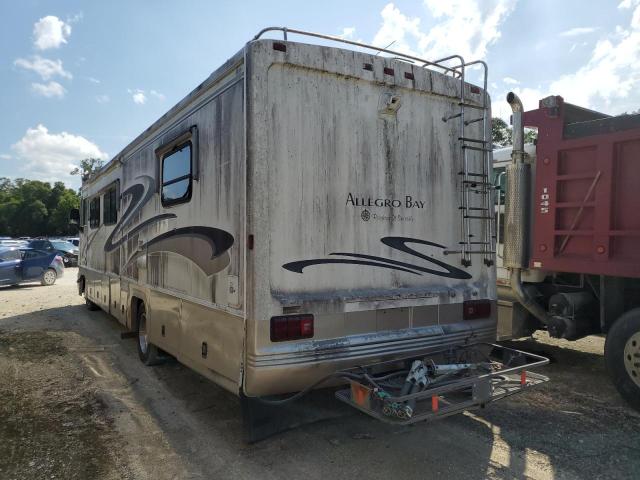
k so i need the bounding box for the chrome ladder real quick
[440,59,495,267]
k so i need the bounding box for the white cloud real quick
[503,76,519,85]
[96,94,110,104]
[547,2,640,109]
[149,90,165,101]
[11,124,108,185]
[128,88,165,104]
[618,0,639,9]
[31,81,66,98]
[87,76,100,84]
[560,27,599,37]
[33,16,72,50]
[128,88,146,104]
[372,1,516,63]
[67,12,83,24]
[492,86,547,121]
[569,41,589,53]
[14,56,72,80]
[337,27,356,39]
[0,154,12,160]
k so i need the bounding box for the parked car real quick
[65,237,80,247]
[0,247,64,286]
[0,239,27,247]
[27,239,79,266]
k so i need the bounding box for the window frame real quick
[156,126,198,208]
[160,140,193,207]
[103,182,119,226]
[89,196,101,229]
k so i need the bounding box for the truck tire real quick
[605,308,640,411]
[41,268,57,286]
[136,303,162,366]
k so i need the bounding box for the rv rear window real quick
[161,141,192,206]
[89,197,100,228]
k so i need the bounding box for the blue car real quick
[0,247,65,286]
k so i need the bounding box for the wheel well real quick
[77,275,85,295]
[130,296,145,330]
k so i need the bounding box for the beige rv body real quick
[78,36,496,397]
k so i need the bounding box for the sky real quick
[1,0,639,189]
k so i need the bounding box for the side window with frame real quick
[103,184,118,225]
[89,197,101,228]
[161,141,192,206]
[80,198,87,227]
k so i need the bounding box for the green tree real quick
[0,177,79,237]
[491,117,511,146]
[70,157,104,181]
[524,129,538,144]
[492,117,538,147]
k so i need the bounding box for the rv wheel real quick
[85,297,99,311]
[136,303,162,366]
[605,308,640,412]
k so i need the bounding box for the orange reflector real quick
[351,381,371,408]
[520,370,527,385]
[432,395,439,412]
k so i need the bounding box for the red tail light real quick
[270,314,314,342]
[463,300,492,320]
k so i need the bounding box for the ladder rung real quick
[458,171,488,178]
[458,206,489,211]
[462,180,493,186]
[462,145,492,152]
[464,117,484,125]
[459,241,490,245]
[458,102,486,110]
[445,250,495,255]
[464,215,494,219]
[458,137,488,144]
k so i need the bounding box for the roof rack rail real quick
[253,27,465,77]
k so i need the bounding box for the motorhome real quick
[74,29,546,436]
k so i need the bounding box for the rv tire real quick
[136,303,162,366]
[85,297,100,311]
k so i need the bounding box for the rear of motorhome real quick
[76,29,546,431]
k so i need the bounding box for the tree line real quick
[491,117,537,146]
[0,178,80,237]
[0,158,104,238]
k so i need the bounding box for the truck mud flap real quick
[334,343,549,425]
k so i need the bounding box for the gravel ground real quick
[1,269,639,480]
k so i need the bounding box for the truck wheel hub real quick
[624,331,640,388]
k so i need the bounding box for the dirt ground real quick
[1,269,639,480]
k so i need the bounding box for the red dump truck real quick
[495,93,640,410]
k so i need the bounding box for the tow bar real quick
[335,343,549,424]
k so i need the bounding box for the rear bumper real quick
[244,319,496,396]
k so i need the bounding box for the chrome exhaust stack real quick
[504,92,551,325]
